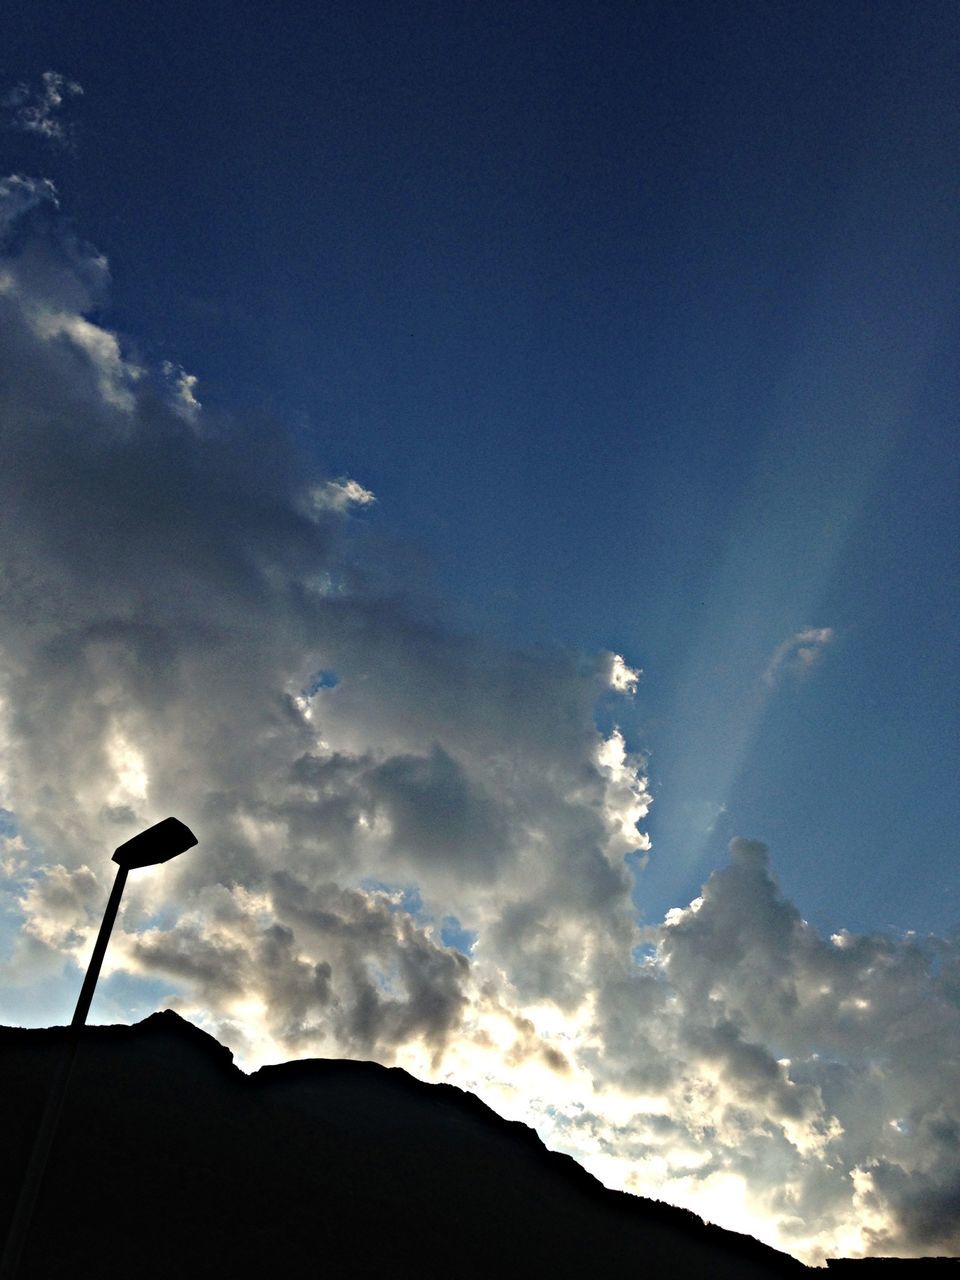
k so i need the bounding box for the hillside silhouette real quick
[0,1013,954,1277]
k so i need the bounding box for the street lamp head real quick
[112,817,198,870]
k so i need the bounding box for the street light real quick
[71,817,197,1029]
[0,817,198,1280]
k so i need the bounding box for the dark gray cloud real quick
[129,875,469,1061]
[364,746,510,880]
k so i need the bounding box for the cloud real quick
[763,627,834,687]
[1,175,958,1265]
[18,863,102,951]
[604,651,641,695]
[0,168,644,1047]
[0,174,59,238]
[125,875,471,1062]
[3,72,83,146]
[161,361,202,423]
[307,477,377,515]
[363,746,511,881]
[584,838,960,1260]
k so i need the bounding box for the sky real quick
[0,0,958,1264]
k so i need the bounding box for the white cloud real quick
[596,729,652,859]
[763,626,834,687]
[0,174,59,237]
[3,72,83,145]
[0,177,958,1266]
[307,477,377,515]
[161,361,202,422]
[604,651,641,695]
[29,308,143,411]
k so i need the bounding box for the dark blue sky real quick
[3,0,958,934]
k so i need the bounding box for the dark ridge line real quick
[10,1012,956,1271]
[1,1009,805,1274]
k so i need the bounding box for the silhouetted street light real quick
[70,817,197,1029]
[0,817,198,1280]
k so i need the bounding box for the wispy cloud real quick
[161,361,202,423]
[763,626,835,687]
[0,174,58,237]
[307,477,377,515]
[3,71,83,146]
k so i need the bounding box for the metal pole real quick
[0,863,128,1279]
[71,863,127,1028]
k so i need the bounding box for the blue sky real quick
[1,1,958,1261]
[7,0,956,937]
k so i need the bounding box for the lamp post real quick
[0,817,197,1280]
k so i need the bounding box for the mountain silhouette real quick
[0,1013,954,1277]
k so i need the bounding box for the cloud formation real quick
[307,477,377,514]
[0,176,958,1264]
[632,840,960,1260]
[2,72,83,146]
[763,627,835,688]
[0,168,644,1048]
